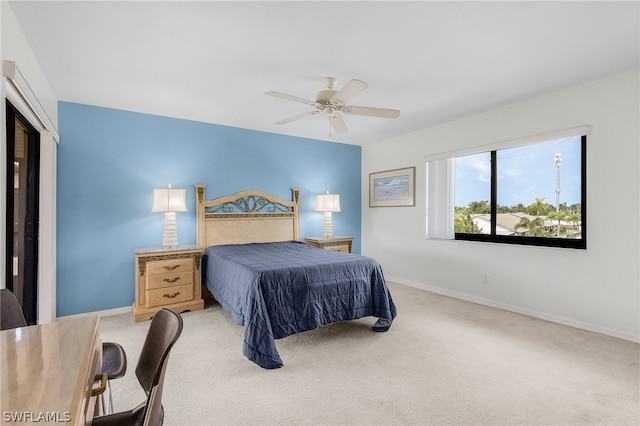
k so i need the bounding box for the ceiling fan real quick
[265,77,400,135]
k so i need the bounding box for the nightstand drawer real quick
[147,284,193,308]
[324,244,350,253]
[147,258,193,276]
[147,271,193,290]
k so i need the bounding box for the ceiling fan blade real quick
[330,113,348,134]
[343,105,401,119]
[265,91,316,106]
[331,79,368,105]
[275,110,319,125]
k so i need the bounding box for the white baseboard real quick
[387,276,640,344]
[57,305,132,321]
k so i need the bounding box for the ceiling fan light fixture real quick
[324,106,336,118]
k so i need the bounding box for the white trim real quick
[424,125,590,162]
[3,60,59,142]
[6,82,43,133]
[387,276,640,344]
[57,305,133,321]
[4,63,59,323]
[37,131,57,323]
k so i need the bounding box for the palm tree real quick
[515,216,546,236]
[548,210,570,237]
[567,213,581,230]
[526,198,548,217]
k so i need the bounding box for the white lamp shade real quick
[152,187,188,213]
[315,193,341,212]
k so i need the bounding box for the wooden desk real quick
[1,317,104,425]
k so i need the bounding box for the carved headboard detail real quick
[195,184,300,248]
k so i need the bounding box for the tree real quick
[569,203,581,215]
[566,212,581,230]
[526,198,549,216]
[454,208,482,234]
[515,216,546,236]
[548,210,569,237]
[459,199,582,238]
[467,200,490,214]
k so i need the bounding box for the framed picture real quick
[369,166,416,207]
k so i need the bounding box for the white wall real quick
[362,70,640,342]
[1,3,58,124]
[1,2,59,322]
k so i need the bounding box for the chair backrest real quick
[135,308,183,426]
[1,289,27,330]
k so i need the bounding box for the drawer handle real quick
[163,264,181,271]
[163,277,181,283]
[163,292,180,299]
[91,373,108,396]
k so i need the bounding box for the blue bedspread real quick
[202,241,397,368]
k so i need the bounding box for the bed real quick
[195,184,397,369]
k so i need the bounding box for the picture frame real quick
[369,166,416,207]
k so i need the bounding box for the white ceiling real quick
[8,1,640,145]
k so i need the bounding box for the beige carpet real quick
[99,282,639,425]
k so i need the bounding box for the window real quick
[427,130,587,249]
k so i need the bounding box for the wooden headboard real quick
[195,184,300,249]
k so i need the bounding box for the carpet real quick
[99,282,640,425]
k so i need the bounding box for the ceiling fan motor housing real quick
[315,89,339,106]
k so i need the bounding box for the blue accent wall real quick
[57,102,361,316]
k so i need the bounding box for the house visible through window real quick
[426,130,586,249]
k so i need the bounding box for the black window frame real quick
[455,135,587,249]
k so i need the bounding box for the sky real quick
[454,136,582,208]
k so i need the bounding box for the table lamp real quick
[315,191,341,238]
[152,185,188,248]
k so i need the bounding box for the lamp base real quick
[321,211,333,238]
[162,211,179,248]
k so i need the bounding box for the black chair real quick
[103,342,127,380]
[92,308,183,426]
[101,341,127,414]
[0,288,28,330]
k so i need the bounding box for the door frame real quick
[3,73,58,324]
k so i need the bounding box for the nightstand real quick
[304,236,354,253]
[133,246,204,322]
